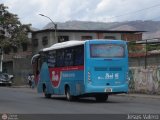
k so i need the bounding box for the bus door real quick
[31,54,41,85]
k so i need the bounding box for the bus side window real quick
[74,45,84,66]
[56,49,64,67]
[47,50,56,68]
[64,48,74,66]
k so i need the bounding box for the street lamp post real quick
[39,14,57,41]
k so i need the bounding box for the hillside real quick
[43,20,160,39]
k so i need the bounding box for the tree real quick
[0,4,29,54]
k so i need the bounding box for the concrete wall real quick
[129,54,160,67]
[13,56,33,85]
[128,54,160,94]
[129,66,160,94]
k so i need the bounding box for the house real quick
[32,29,143,54]
[1,27,33,85]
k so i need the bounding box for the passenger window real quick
[74,46,84,65]
[64,48,74,66]
[56,49,64,67]
[47,50,56,68]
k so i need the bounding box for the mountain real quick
[43,20,160,39]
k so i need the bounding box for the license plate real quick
[105,88,112,92]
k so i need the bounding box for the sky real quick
[1,0,160,29]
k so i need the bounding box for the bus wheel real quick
[45,93,51,98]
[65,87,73,101]
[95,94,108,102]
[43,85,51,98]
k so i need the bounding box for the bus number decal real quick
[105,73,119,79]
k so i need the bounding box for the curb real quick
[11,85,29,88]
[117,93,160,99]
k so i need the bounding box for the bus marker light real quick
[88,71,91,81]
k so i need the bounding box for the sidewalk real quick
[11,85,29,88]
[117,93,160,99]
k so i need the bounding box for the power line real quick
[110,3,160,19]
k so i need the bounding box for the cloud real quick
[1,0,160,29]
[95,0,111,13]
[94,0,160,22]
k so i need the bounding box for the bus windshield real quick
[90,44,125,58]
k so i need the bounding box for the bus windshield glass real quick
[90,44,125,58]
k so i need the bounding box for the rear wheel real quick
[43,85,51,98]
[65,86,74,101]
[7,83,12,86]
[95,94,108,102]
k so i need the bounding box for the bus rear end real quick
[84,40,128,101]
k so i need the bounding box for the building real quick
[129,38,160,67]
[1,28,33,85]
[32,29,143,54]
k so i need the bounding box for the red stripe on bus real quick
[49,66,84,87]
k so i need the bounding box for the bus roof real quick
[42,40,85,52]
[41,39,126,52]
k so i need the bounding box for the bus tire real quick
[65,86,73,101]
[43,85,51,98]
[95,94,108,102]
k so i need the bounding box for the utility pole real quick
[145,39,148,69]
[0,5,2,72]
[0,48,3,72]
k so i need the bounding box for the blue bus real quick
[31,39,128,101]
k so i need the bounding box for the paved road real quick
[0,87,160,114]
